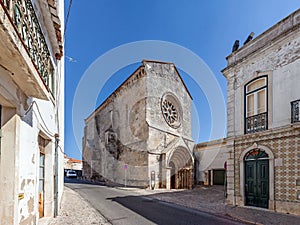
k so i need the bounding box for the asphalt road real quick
[65,180,247,225]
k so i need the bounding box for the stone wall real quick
[145,61,192,140]
[83,67,149,186]
[83,60,194,189]
[144,61,194,188]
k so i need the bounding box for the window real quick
[245,76,268,134]
[105,131,117,145]
[291,99,300,123]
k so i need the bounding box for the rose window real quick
[161,93,182,128]
[162,100,178,124]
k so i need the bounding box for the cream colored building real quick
[64,155,83,171]
[83,60,194,189]
[222,9,300,215]
[194,139,228,185]
[0,0,64,224]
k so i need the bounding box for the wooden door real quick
[245,159,269,208]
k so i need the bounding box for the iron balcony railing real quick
[291,99,300,123]
[245,112,268,134]
[1,0,55,95]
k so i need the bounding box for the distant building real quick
[222,9,300,215]
[0,0,64,224]
[64,155,83,171]
[82,60,194,189]
[194,139,228,186]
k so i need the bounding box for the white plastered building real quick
[0,0,64,224]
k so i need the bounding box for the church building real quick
[82,60,194,189]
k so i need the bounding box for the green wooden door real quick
[245,159,269,208]
[213,169,225,185]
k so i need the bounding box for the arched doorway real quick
[244,149,269,208]
[170,162,176,189]
[168,146,193,189]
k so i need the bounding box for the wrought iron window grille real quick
[245,112,268,134]
[291,100,300,123]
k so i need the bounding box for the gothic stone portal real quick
[168,147,193,189]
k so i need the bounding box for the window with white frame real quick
[245,76,268,133]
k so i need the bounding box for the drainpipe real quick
[54,133,59,217]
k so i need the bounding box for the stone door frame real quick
[239,143,275,210]
[166,146,193,189]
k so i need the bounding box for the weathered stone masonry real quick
[82,60,194,189]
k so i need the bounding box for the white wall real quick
[272,60,300,128]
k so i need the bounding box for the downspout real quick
[54,133,59,217]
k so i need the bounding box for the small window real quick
[291,100,300,123]
[244,149,268,161]
[105,131,117,145]
[246,78,266,93]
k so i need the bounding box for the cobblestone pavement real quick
[49,187,111,225]
[130,185,300,225]
[50,184,300,225]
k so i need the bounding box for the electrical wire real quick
[64,0,73,39]
[58,144,65,154]
[23,102,65,154]
[23,101,56,137]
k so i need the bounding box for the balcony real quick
[245,112,268,134]
[291,100,300,123]
[0,0,58,99]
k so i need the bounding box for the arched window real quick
[244,76,268,134]
[244,149,269,161]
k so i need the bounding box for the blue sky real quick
[64,0,299,159]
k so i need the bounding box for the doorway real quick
[170,162,176,189]
[213,169,225,185]
[38,136,46,218]
[244,149,269,208]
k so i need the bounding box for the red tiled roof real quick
[67,158,82,163]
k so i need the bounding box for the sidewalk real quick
[50,185,300,225]
[49,187,111,225]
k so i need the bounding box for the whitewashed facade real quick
[222,9,300,215]
[0,0,64,224]
[194,139,228,185]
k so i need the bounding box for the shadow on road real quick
[105,194,243,225]
[64,177,106,185]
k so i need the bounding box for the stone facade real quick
[82,60,194,189]
[222,9,300,215]
[0,1,64,224]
